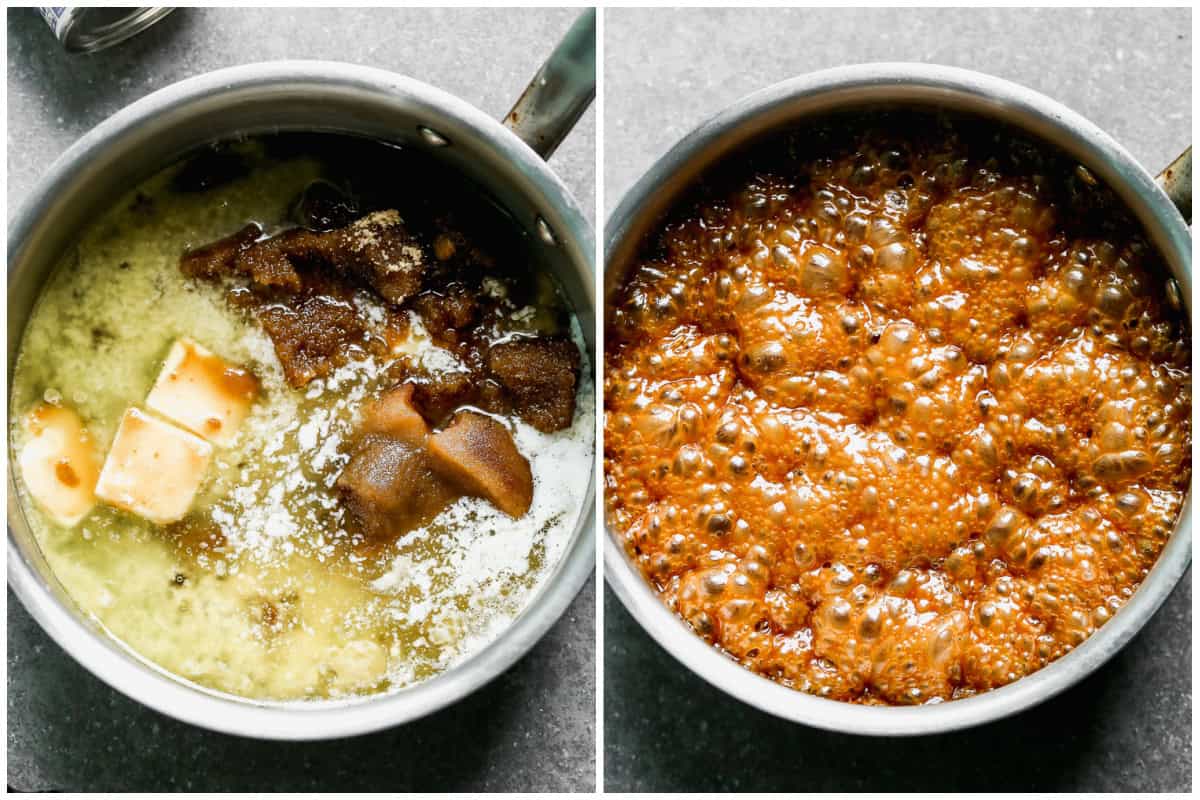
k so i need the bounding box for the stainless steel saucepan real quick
[604,63,1191,736]
[8,11,596,740]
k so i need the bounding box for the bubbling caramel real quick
[604,112,1190,705]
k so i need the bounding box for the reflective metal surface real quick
[1157,146,1192,223]
[8,60,595,740]
[604,63,1191,736]
[37,6,175,53]
[504,8,596,159]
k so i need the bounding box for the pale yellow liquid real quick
[9,145,594,700]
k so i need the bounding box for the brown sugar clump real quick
[408,370,479,425]
[234,228,321,292]
[180,210,437,389]
[333,210,427,305]
[487,337,580,432]
[180,223,263,282]
[410,286,479,344]
[404,367,510,427]
[361,383,429,446]
[181,209,427,305]
[231,213,427,302]
[258,294,366,388]
[429,411,532,517]
[336,433,460,541]
[337,383,534,543]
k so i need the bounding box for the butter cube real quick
[18,403,100,527]
[145,338,258,447]
[95,407,213,525]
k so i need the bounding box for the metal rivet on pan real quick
[536,216,557,246]
[1165,277,1183,311]
[417,126,449,147]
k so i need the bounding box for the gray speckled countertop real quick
[7,7,594,792]
[604,7,1191,793]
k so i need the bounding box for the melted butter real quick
[10,141,594,700]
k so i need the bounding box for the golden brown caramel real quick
[605,112,1190,705]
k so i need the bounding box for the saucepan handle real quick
[1156,146,1191,224]
[503,9,596,161]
